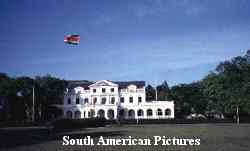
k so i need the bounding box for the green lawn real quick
[1,124,250,151]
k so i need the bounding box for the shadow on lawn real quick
[0,127,125,148]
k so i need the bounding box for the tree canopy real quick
[0,74,67,122]
[0,50,250,121]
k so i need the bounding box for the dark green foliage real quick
[107,119,236,124]
[34,75,68,121]
[145,85,155,101]
[0,50,250,123]
[156,81,172,101]
[202,53,250,116]
[171,82,207,118]
[155,50,250,118]
[0,74,68,122]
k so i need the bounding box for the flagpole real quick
[155,87,158,101]
[236,105,239,125]
[32,86,35,122]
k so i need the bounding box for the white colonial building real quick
[63,80,174,120]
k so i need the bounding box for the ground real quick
[0,124,250,151]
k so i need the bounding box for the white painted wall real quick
[63,80,174,120]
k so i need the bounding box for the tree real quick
[171,82,207,118]
[0,73,68,122]
[0,73,13,121]
[156,81,172,101]
[0,73,13,97]
[203,53,250,118]
[9,76,35,121]
[146,85,155,101]
[35,75,68,121]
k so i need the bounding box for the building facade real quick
[63,80,174,120]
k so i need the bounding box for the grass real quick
[0,124,250,151]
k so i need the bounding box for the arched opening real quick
[147,109,153,117]
[107,109,114,120]
[165,109,171,116]
[98,109,105,118]
[128,109,135,118]
[137,109,144,117]
[118,109,125,119]
[74,111,81,119]
[90,109,95,118]
[157,109,163,116]
[66,111,72,119]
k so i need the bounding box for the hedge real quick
[51,117,106,131]
[106,118,240,125]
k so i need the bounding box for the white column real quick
[105,109,108,119]
[114,108,117,120]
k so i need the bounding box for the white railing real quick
[120,89,144,93]
[136,89,144,93]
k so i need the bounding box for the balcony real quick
[120,89,144,93]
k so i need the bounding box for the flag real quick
[64,35,80,45]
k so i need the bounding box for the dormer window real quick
[128,84,137,93]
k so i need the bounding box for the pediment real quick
[89,80,118,87]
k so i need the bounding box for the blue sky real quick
[0,0,250,86]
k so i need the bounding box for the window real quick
[129,97,133,103]
[157,109,163,116]
[102,88,106,93]
[84,98,89,104]
[111,88,114,92]
[93,89,96,93]
[137,109,144,116]
[165,109,171,116]
[138,97,142,103]
[67,98,71,104]
[101,97,106,104]
[93,97,97,104]
[111,97,115,104]
[128,110,135,118]
[76,97,80,104]
[75,111,81,119]
[120,97,124,103]
[66,111,72,119]
[147,109,153,116]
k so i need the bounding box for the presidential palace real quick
[63,80,174,120]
